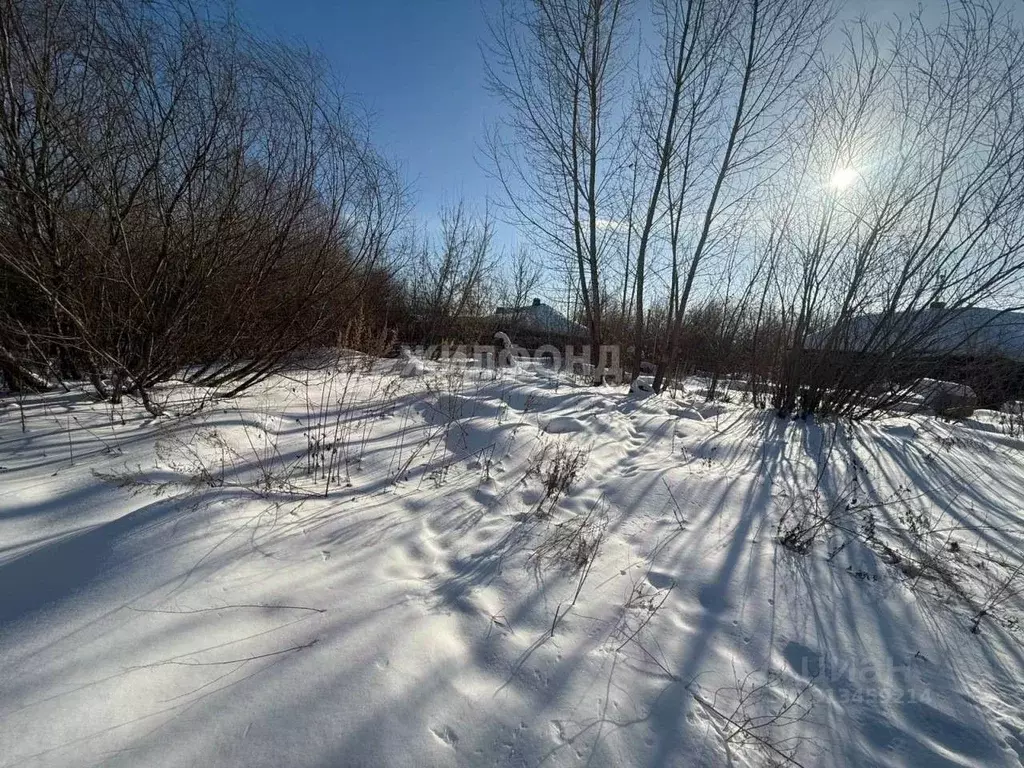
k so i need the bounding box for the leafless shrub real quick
[532,499,606,575]
[297,353,407,494]
[0,0,406,407]
[532,498,607,637]
[970,553,1024,635]
[998,402,1024,439]
[777,479,862,556]
[662,478,688,531]
[775,467,1024,634]
[92,423,233,496]
[610,556,676,679]
[156,428,231,490]
[91,466,175,497]
[526,439,590,517]
[692,667,816,768]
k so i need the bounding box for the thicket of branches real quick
[0,0,406,407]
[487,0,1024,415]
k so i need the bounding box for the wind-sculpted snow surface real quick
[0,360,1022,767]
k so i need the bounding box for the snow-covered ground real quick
[1,357,1022,768]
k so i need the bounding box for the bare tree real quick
[495,246,544,329]
[650,0,835,391]
[485,0,632,379]
[406,201,495,342]
[771,2,1024,416]
[628,0,733,378]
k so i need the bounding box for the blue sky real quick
[235,0,933,259]
[239,0,506,240]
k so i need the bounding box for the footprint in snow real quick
[431,725,459,748]
[646,571,674,590]
[545,416,585,434]
[782,640,822,678]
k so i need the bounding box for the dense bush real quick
[0,0,405,406]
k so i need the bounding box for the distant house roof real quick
[805,305,1024,361]
[491,298,587,337]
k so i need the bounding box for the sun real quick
[829,166,859,189]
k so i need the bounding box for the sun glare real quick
[830,166,859,189]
